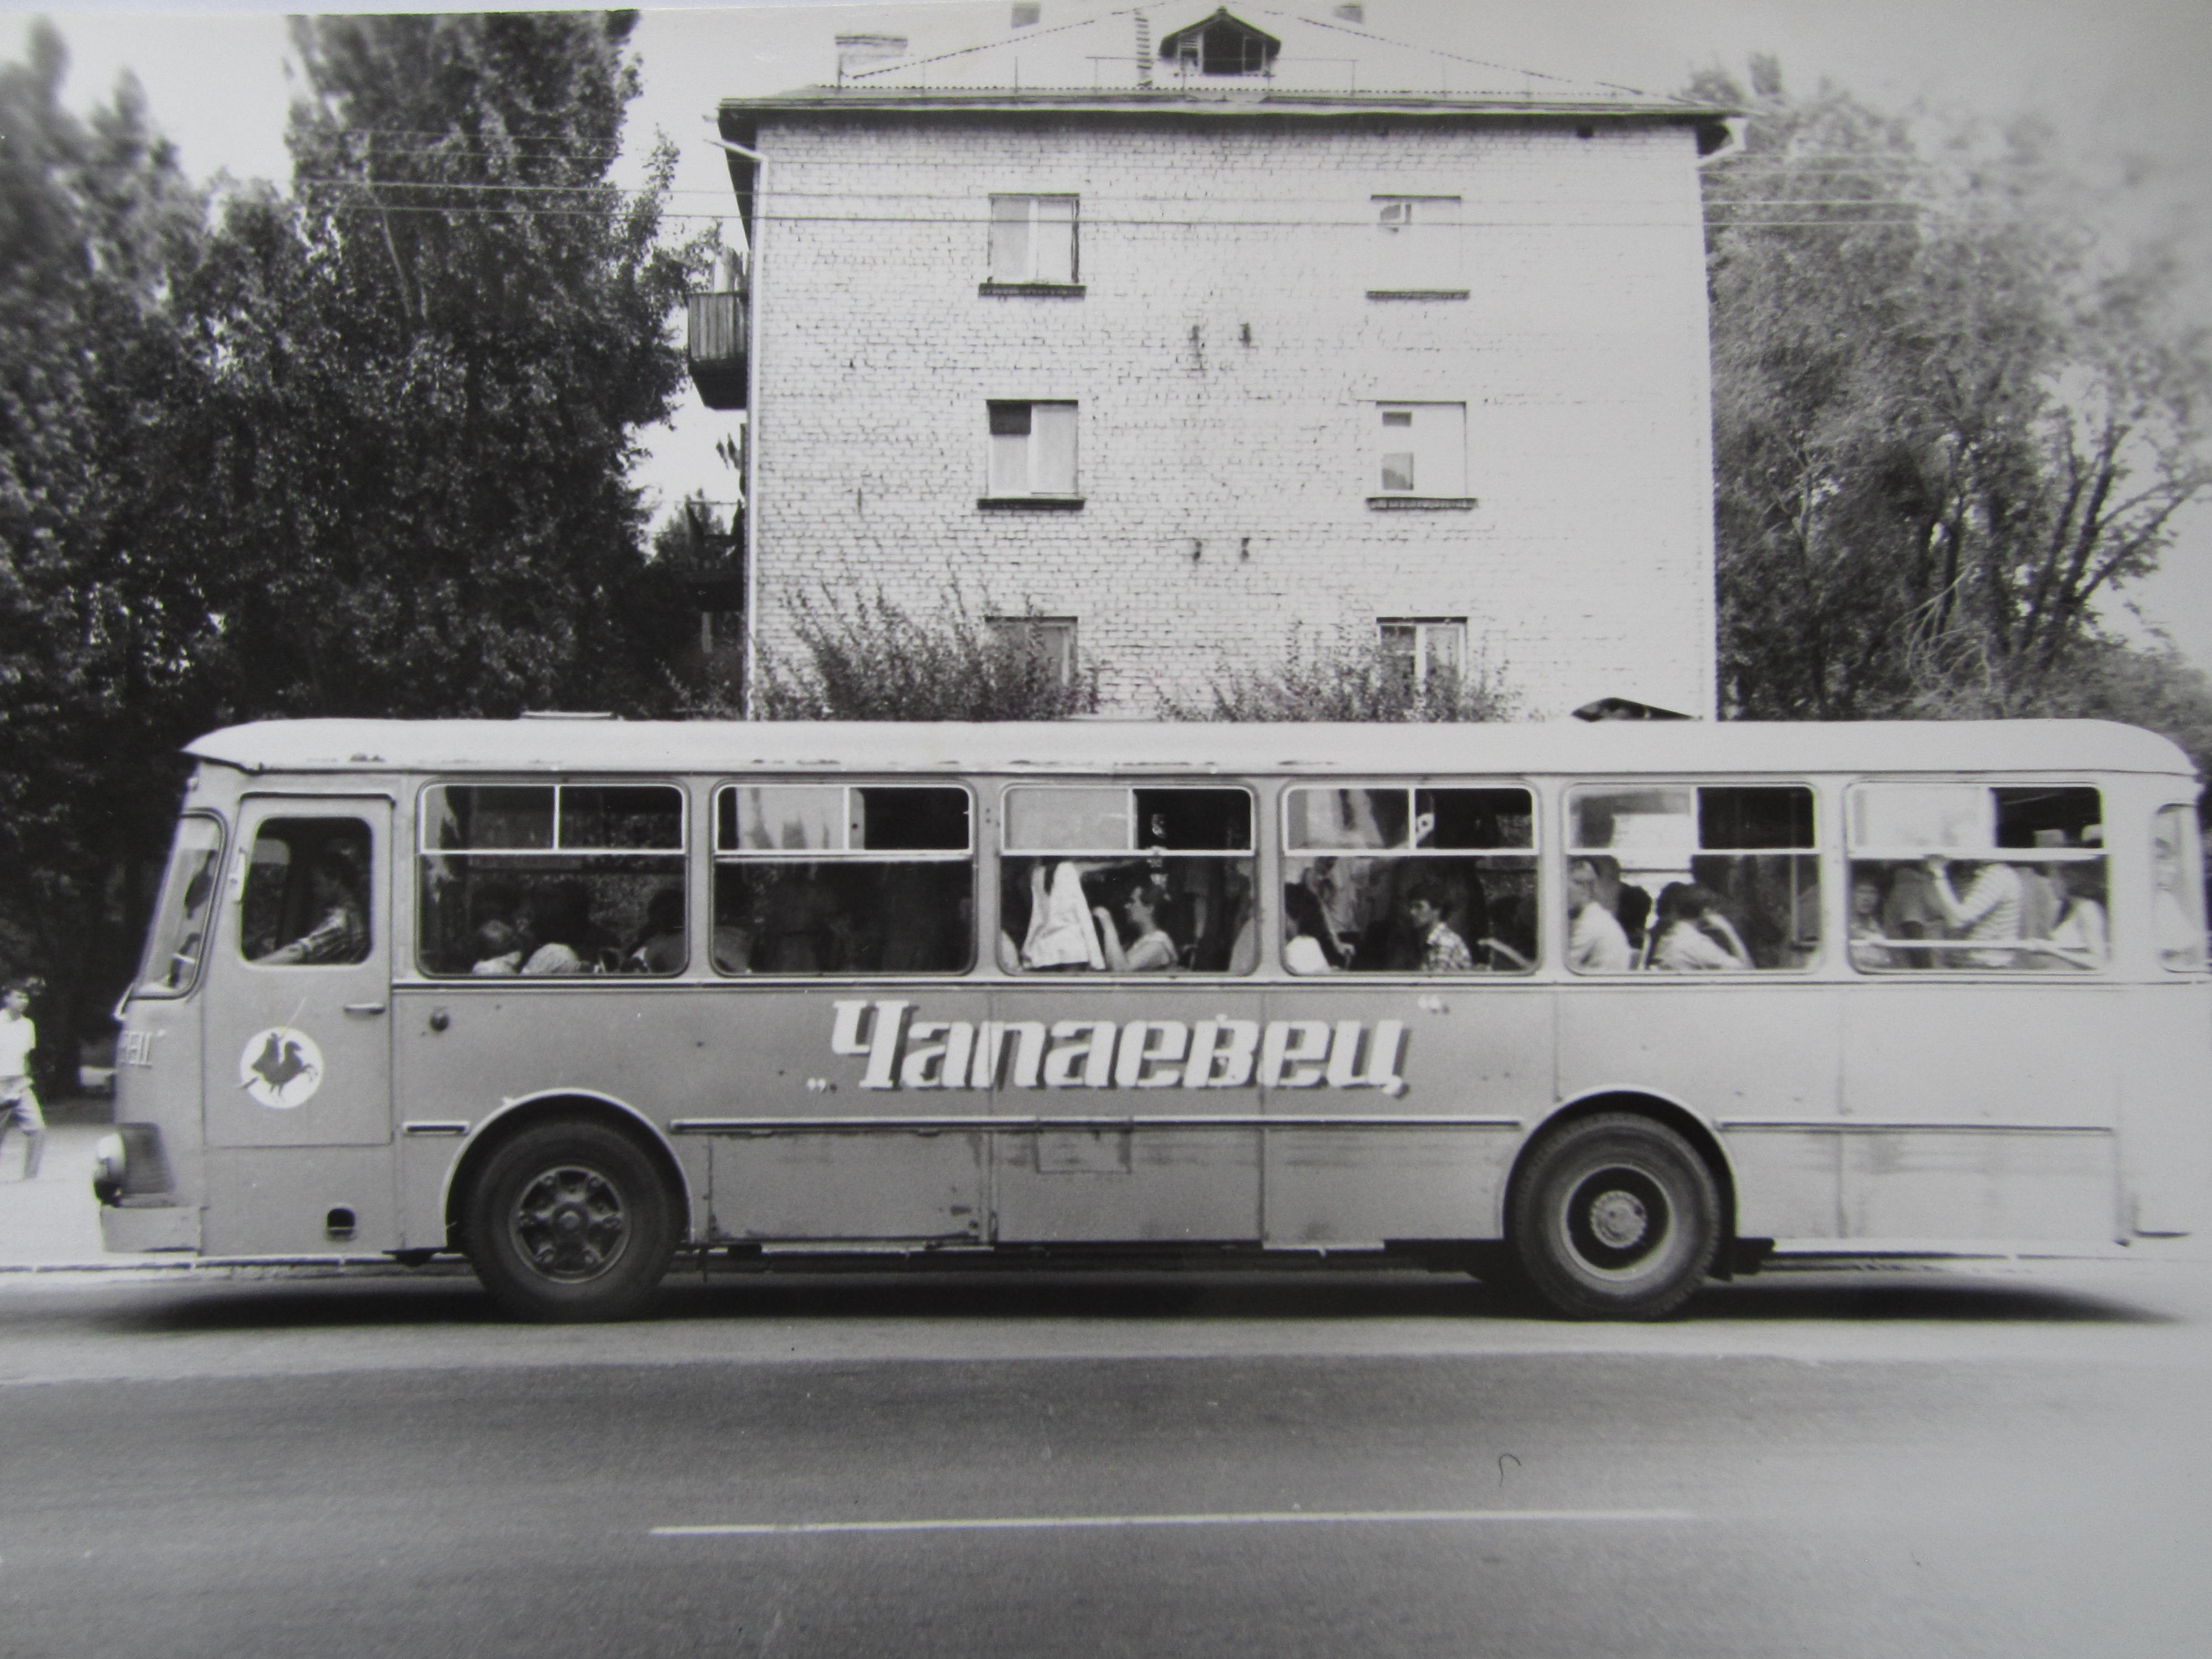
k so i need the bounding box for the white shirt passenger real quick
[1651,921,1741,971]
[1569,901,1632,973]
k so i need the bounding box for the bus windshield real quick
[134,815,225,997]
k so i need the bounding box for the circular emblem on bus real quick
[239,1027,325,1110]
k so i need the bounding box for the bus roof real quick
[182,718,2200,782]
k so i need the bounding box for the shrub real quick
[750,585,1100,721]
[1168,626,1517,722]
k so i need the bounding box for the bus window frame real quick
[1842,779,2108,974]
[710,780,978,980]
[999,780,1257,978]
[1278,780,1540,977]
[414,778,691,980]
[2153,801,2205,974]
[1561,778,1823,975]
[132,812,230,1000]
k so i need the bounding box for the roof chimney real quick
[834,33,907,82]
[1333,3,1365,21]
[1011,2,1041,25]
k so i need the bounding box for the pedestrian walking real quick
[0,981,45,1180]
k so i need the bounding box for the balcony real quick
[686,290,747,410]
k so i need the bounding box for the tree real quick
[0,13,709,1089]
[0,22,216,1094]
[1695,60,2212,722]
[176,11,708,721]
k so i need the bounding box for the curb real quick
[0,1258,476,1280]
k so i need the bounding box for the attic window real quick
[1159,9,1281,76]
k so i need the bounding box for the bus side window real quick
[711,785,974,975]
[1281,786,1536,974]
[416,784,687,977]
[242,818,372,967]
[1000,785,1254,974]
[1845,785,2105,972]
[2153,804,2205,971]
[1566,784,1817,971]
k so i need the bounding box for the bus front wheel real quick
[1509,1114,1719,1321]
[463,1119,677,1322]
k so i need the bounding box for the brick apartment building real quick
[702,4,1732,717]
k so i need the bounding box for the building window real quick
[988,615,1078,685]
[987,401,1079,499]
[988,195,1077,285]
[1159,12,1281,76]
[1370,196,1464,298]
[1371,402,1468,503]
[1378,619,1465,697]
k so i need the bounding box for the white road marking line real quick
[652,1508,1693,1538]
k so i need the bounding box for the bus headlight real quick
[92,1134,128,1207]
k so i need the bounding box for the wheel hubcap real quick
[1588,1188,1649,1250]
[1564,1165,1670,1272]
[510,1165,628,1282]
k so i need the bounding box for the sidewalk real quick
[0,1097,448,1277]
[0,1113,158,1270]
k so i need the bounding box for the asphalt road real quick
[3,1263,2209,1658]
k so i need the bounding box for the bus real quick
[96,717,2209,1321]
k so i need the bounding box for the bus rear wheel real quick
[463,1119,676,1322]
[1509,1113,1719,1321]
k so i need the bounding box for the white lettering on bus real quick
[829,1001,1406,1095]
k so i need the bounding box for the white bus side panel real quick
[2114,982,2212,1239]
[1561,982,1843,1240]
[1838,985,2122,1240]
[200,1146,398,1257]
[988,984,1265,1244]
[1260,984,1551,1245]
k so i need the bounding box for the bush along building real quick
[697,4,1734,717]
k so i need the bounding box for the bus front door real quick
[200,795,395,1255]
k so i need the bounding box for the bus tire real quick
[463,1119,676,1322]
[1509,1113,1719,1321]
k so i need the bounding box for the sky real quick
[8,0,2212,666]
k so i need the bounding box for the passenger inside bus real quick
[1646,882,1751,970]
[249,828,371,967]
[1282,883,1343,972]
[1849,871,1893,969]
[1921,857,2023,968]
[1616,883,1652,957]
[519,881,606,974]
[2032,860,2109,969]
[1094,882,1178,972]
[627,888,687,974]
[1567,857,1633,972]
[470,919,525,975]
[1402,879,1477,972]
[1845,785,2106,971]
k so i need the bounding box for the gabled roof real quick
[720,3,1731,123]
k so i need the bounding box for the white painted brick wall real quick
[746,115,1718,719]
